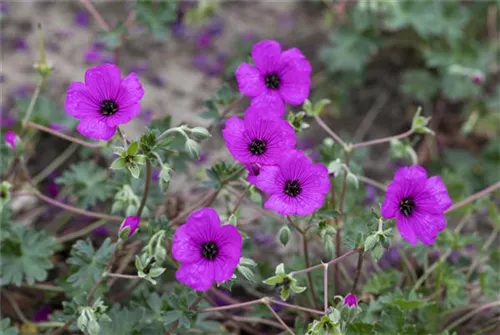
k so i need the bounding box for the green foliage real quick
[134,0,178,40]
[364,270,401,295]
[0,318,19,335]
[57,162,115,209]
[67,238,115,292]
[202,161,245,189]
[263,263,307,300]
[15,95,76,128]
[400,70,439,103]
[0,206,60,286]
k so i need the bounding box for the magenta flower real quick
[381,166,452,245]
[253,150,330,216]
[235,40,311,116]
[65,64,144,140]
[172,208,243,291]
[223,105,296,166]
[119,216,140,237]
[4,130,18,150]
[343,293,358,308]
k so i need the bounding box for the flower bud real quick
[185,139,201,160]
[343,293,358,308]
[119,216,140,239]
[4,130,20,151]
[279,225,291,246]
[189,127,211,141]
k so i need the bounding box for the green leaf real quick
[110,157,127,170]
[127,141,139,156]
[0,214,60,286]
[57,162,114,209]
[163,310,181,326]
[67,239,115,292]
[127,163,141,179]
[0,318,19,335]
[237,265,255,282]
[401,70,440,103]
[364,270,401,295]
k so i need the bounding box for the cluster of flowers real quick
[225,40,331,216]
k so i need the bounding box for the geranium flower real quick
[172,208,242,291]
[381,166,452,245]
[119,216,140,237]
[64,64,144,140]
[235,40,311,116]
[253,150,330,216]
[343,293,358,308]
[4,130,18,150]
[222,105,296,166]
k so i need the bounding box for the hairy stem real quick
[351,129,414,149]
[314,115,347,149]
[21,78,44,127]
[32,143,79,184]
[107,273,138,279]
[302,234,320,310]
[57,220,107,243]
[352,247,365,292]
[136,160,152,217]
[446,181,500,213]
[442,300,500,333]
[323,263,329,312]
[24,121,101,148]
[264,302,296,335]
[291,249,358,276]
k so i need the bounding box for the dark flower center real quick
[284,180,301,197]
[99,99,118,116]
[201,241,218,260]
[399,197,416,217]
[249,139,266,156]
[265,73,281,89]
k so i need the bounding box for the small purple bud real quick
[119,216,140,238]
[471,73,484,85]
[75,10,89,27]
[34,305,52,322]
[4,130,18,150]
[343,293,358,308]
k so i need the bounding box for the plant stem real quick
[269,299,324,315]
[22,283,65,293]
[231,316,285,330]
[446,181,500,213]
[24,121,101,148]
[291,249,358,276]
[323,263,329,312]
[200,298,263,313]
[264,302,296,335]
[80,0,110,31]
[170,189,218,225]
[302,233,320,310]
[314,115,347,149]
[21,78,44,127]
[229,184,251,216]
[442,300,500,333]
[352,247,365,292]
[136,160,152,217]
[413,213,471,290]
[466,226,498,280]
[57,220,107,243]
[32,143,79,184]
[107,273,138,279]
[351,129,414,149]
[356,174,387,192]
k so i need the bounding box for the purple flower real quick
[152,168,161,182]
[84,46,103,64]
[172,208,243,291]
[253,150,330,216]
[343,293,358,308]
[471,73,484,85]
[47,180,59,198]
[75,10,89,27]
[119,216,140,237]
[14,38,29,52]
[223,105,296,166]
[93,225,109,236]
[34,305,52,322]
[235,40,311,116]
[245,163,261,185]
[4,130,18,150]
[197,33,212,49]
[365,184,377,204]
[64,63,145,140]
[381,166,452,245]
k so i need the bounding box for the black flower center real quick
[284,179,301,197]
[249,139,266,156]
[201,241,218,260]
[99,99,118,116]
[265,73,281,89]
[399,197,416,217]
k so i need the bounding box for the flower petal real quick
[278,77,311,105]
[84,63,121,101]
[411,212,445,245]
[235,63,266,97]
[250,90,286,117]
[64,82,100,118]
[253,165,282,194]
[251,40,281,73]
[184,207,221,243]
[425,176,452,212]
[280,48,312,74]
[222,116,249,163]
[176,261,214,291]
[172,224,202,263]
[395,213,418,245]
[76,116,116,140]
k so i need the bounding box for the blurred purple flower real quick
[171,22,186,37]
[0,73,5,83]
[84,46,102,64]
[379,244,402,269]
[139,108,153,125]
[1,110,16,128]
[49,123,67,132]
[252,231,275,248]
[195,152,209,166]
[75,10,89,27]
[152,168,161,182]
[365,184,377,204]
[149,75,166,87]
[34,305,52,322]
[206,17,224,36]
[471,73,484,85]
[129,63,149,75]
[12,84,34,98]
[4,130,18,150]
[0,2,8,14]
[93,225,109,236]
[197,33,212,49]
[14,38,29,52]
[55,30,73,39]
[46,180,59,198]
